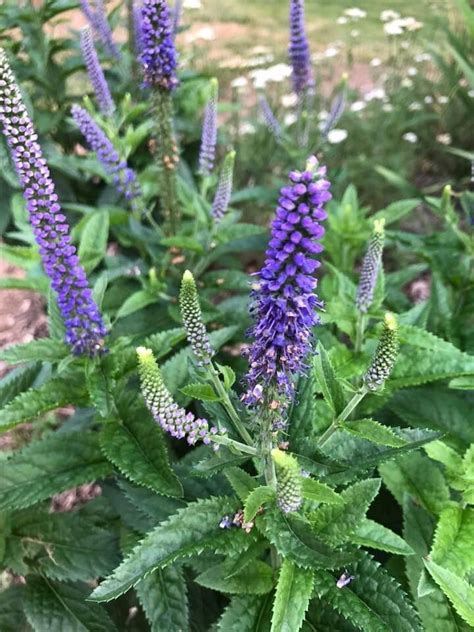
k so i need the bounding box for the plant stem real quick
[317,386,369,447]
[355,312,367,354]
[208,363,254,446]
[211,434,257,455]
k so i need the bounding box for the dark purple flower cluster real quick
[71,105,142,209]
[81,26,114,115]
[0,50,107,355]
[80,0,120,59]
[243,156,331,410]
[139,0,178,91]
[288,0,314,96]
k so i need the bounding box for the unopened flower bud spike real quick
[364,312,399,391]
[272,448,303,513]
[179,270,214,366]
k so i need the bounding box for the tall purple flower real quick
[0,50,107,355]
[243,156,330,412]
[139,0,179,91]
[258,95,282,140]
[212,150,235,222]
[172,0,183,37]
[80,0,121,59]
[288,0,314,96]
[199,79,218,175]
[71,105,142,210]
[133,0,144,55]
[80,27,114,115]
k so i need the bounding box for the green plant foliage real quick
[99,415,183,497]
[0,432,111,511]
[353,519,414,556]
[429,506,474,578]
[424,560,474,626]
[244,486,276,522]
[342,418,407,448]
[217,594,272,631]
[271,560,314,632]
[196,559,274,595]
[136,566,189,632]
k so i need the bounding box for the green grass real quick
[180,0,453,72]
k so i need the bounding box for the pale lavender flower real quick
[80,27,114,115]
[198,79,218,175]
[212,150,235,222]
[258,95,282,140]
[80,0,121,59]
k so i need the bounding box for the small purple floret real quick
[243,157,331,410]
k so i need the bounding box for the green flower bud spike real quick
[272,448,302,513]
[364,312,399,391]
[356,218,385,313]
[179,270,214,365]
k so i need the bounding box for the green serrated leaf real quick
[259,508,355,570]
[0,586,29,632]
[424,559,474,626]
[24,578,117,632]
[379,452,450,515]
[225,468,258,502]
[244,486,275,522]
[271,560,314,632]
[180,383,221,402]
[313,553,422,632]
[430,506,474,578]
[216,363,236,390]
[0,376,87,431]
[197,560,274,595]
[136,566,189,632]
[78,210,109,273]
[301,478,343,505]
[309,479,381,545]
[47,287,66,341]
[342,418,407,448]
[0,339,68,365]
[90,496,238,602]
[115,290,158,320]
[0,363,41,408]
[5,509,120,581]
[217,594,272,632]
[353,519,413,556]
[99,416,182,497]
[0,432,111,511]
[314,343,346,415]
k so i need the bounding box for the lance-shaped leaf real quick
[244,486,276,523]
[313,553,422,631]
[429,506,474,578]
[90,496,239,602]
[217,594,273,632]
[342,418,407,448]
[424,560,474,626]
[196,560,274,595]
[24,578,117,632]
[99,413,182,497]
[301,478,343,505]
[353,519,413,556]
[136,566,189,632]
[271,560,314,632]
[0,432,111,511]
[0,339,68,364]
[314,343,346,415]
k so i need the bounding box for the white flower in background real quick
[370,57,382,67]
[436,133,452,145]
[380,10,401,21]
[401,78,413,88]
[402,132,418,143]
[409,102,422,111]
[231,76,248,89]
[318,110,329,121]
[281,93,298,108]
[239,122,256,135]
[382,103,394,112]
[183,0,201,8]
[384,20,403,35]
[415,52,432,62]
[337,16,349,24]
[401,41,410,49]
[324,46,340,58]
[424,95,434,104]
[284,113,297,126]
[351,100,366,112]
[468,89,474,97]
[408,67,418,76]
[266,63,292,81]
[344,8,367,19]
[403,17,423,31]
[327,128,348,144]
[365,88,386,101]
[250,46,271,55]
[186,26,215,42]
[246,54,275,68]
[437,95,449,104]
[350,29,360,37]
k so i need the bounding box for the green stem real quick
[355,312,367,354]
[208,364,254,446]
[211,434,257,456]
[317,386,369,447]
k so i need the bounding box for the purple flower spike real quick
[80,0,121,59]
[212,150,235,223]
[133,0,144,55]
[172,0,183,37]
[80,27,114,115]
[288,0,314,96]
[198,78,218,175]
[243,156,331,413]
[71,105,142,210]
[139,0,179,91]
[0,50,107,355]
[258,95,282,140]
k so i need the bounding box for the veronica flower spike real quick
[243,156,331,419]
[288,0,314,96]
[80,26,114,116]
[80,0,121,59]
[71,105,142,212]
[199,78,218,176]
[0,50,107,355]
